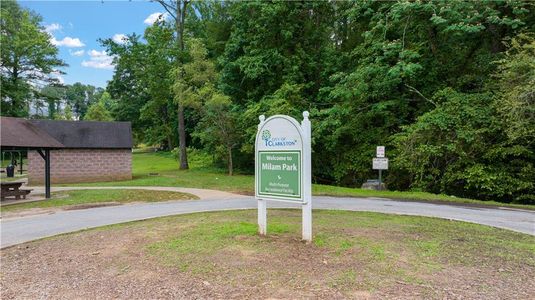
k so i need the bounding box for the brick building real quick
[27,120,132,184]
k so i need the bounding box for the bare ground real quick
[1,210,534,299]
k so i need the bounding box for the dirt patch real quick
[1,210,534,299]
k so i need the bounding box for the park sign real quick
[255,112,312,242]
[256,115,304,202]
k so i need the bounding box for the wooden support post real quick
[45,149,50,199]
[301,111,312,242]
[37,149,51,199]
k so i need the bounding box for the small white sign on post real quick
[376,146,385,158]
[255,112,312,242]
[372,158,389,170]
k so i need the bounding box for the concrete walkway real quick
[1,186,533,248]
[26,185,249,201]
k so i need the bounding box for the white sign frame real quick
[255,115,304,203]
[255,112,312,242]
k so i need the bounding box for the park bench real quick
[0,182,32,201]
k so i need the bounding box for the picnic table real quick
[0,181,32,201]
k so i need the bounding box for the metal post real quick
[301,111,312,242]
[379,169,382,190]
[45,149,50,199]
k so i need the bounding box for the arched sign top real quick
[255,115,304,152]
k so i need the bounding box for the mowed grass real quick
[68,151,535,210]
[72,151,255,194]
[1,189,197,212]
[55,209,535,298]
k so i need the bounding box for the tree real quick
[63,104,73,121]
[98,91,116,112]
[101,24,179,149]
[311,0,533,186]
[495,33,535,145]
[392,88,534,203]
[219,1,336,106]
[64,83,102,119]
[39,85,66,119]
[140,23,178,150]
[155,0,191,169]
[84,101,113,121]
[194,91,239,175]
[53,103,73,120]
[173,39,239,174]
[101,34,152,145]
[172,39,216,109]
[0,0,66,117]
[99,1,535,202]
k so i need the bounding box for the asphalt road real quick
[1,193,534,248]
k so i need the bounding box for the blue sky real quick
[20,0,167,88]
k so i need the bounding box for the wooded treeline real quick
[2,1,534,203]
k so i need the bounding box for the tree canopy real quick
[3,0,534,203]
[1,0,66,117]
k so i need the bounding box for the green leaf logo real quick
[262,130,271,141]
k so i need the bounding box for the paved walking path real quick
[1,186,533,248]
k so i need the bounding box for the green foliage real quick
[97,0,535,203]
[84,89,115,121]
[171,39,239,174]
[53,103,73,121]
[172,38,216,108]
[101,25,178,148]
[495,33,535,145]
[64,82,103,119]
[0,0,66,117]
[393,89,534,202]
[84,101,114,121]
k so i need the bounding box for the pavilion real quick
[0,117,64,198]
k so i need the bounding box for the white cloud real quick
[69,49,85,56]
[51,36,85,48]
[54,74,65,84]
[112,33,128,44]
[144,12,169,25]
[44,23,62,34]
[88,49,107,57]
[81,49,114,70]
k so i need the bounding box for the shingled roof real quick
[29,119,133,149]
[0,117,65,149]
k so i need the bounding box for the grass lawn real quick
[67,151,535,210]
[2,210,534,298]
[1,189,197,212]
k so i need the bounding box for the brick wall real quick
[28,149,132,184]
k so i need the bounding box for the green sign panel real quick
[257,151,301,199]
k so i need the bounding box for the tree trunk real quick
[176,0,189,169]
[178,103,189,169]
[227,146,233,176]
[166,132,173,151]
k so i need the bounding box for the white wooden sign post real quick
[255,112,312,242]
